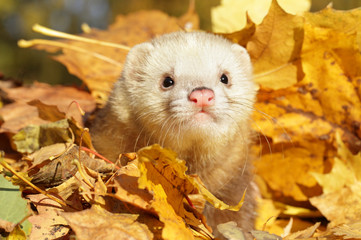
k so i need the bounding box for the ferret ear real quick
[231,44,251,63]
[125,42,154,67]
[123,42,154,80]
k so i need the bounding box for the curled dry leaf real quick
[61,206,153,240]
[331,221,361,239]
[113,161,153,211]
[28,144,113,187]
[283,222,320,239]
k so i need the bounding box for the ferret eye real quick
[220,74,229,84]
[162,76,174,88]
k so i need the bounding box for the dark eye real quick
[162,76,174,88]
[220,74,229,84]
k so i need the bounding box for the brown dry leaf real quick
[24,5,199,103]
[113,160,153,211]
[283,222,320,239]
[310,183,361,228]
[46,176,83,209]
[0,82,95,133]
[27,99,66,122]
[246,0,304,89]
[0,102,48,134]
[251,230,282,240]
[61,205,153,240]
[26,142,69,166]
[218,0,305,88]
[27,194,69,240]
[217,221,246,240]
[28,144,112,187]
[331,221,361,239]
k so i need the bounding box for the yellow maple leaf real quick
[137,144,245,212]
[253,10,361,202]
[247,0,304,89]
[310,133,361,227]
[305,6,361,50]
[136,145,245,238]
[211,0,310,33]
[254,143,324,201]
[149,183,194,240]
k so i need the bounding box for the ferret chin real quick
[91,31,258,239]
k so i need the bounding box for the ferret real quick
[91,31,257,238]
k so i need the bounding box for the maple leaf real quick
[211,0,310,33]
[27,194,69,240]
[61,206,154,240]
[18,4,199,103]
[0,82,95,133]
[250,2,361,203]
[2,1,361,239]
[304,6,361,50]
[310,133,361,227]
[247,0,304,89]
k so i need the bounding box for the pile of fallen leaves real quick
[1,0,361,239]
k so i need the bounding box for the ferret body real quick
[91,32,257,238]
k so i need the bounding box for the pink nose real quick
[189,88,215,107]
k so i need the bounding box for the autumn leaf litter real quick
[1,0,361,239]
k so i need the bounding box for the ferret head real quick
[117,32,256,151]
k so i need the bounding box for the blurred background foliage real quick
[0,0,361,85]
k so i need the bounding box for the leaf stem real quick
[32,24,131,51]
[0,157,68,207]
[18,39,123,67]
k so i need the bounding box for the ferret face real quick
[119,32,256,148]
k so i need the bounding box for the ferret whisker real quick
[134,125,146,152]
[225,106,273,155]
[158,115,176,147]
[146,129,156,147]
[222,111,251,176]
[252,107,293,146]
[134,105,165,122]
[166,118,179,148]
[228,100,293,145]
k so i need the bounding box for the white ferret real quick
[91,31,258,238]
